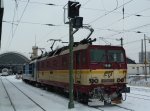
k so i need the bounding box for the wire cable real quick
[3,1,18,51]
[82,0,91,6]
[102,7,150,29]
[88,0,133,24]
[7,0,30,49]
[12,0,63,6]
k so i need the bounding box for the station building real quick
[0,52,29,74]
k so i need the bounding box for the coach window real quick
[42,62,45,68]
[37,62,39,70]
[29,64,33,74]
[76,52,81,65]
[23,65,25,74]
[62,56,67,67]
[47,61,49,68]
[40,62,42,69]
[53,60,57,68]
[82,51,86,64]
[32,64,35,75]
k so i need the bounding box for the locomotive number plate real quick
[101,79,114,83]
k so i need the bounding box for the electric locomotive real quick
[22,26,130,105]
[22,42,130,105]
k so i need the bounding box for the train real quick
[22,25,129,105]
[22,40,130,105]
[1,68,9,76]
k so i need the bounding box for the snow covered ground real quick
[128,75,150,87]
[0,75,150,111]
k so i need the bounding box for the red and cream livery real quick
[22,43,130,105]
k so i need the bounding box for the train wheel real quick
[77,92,88,104]
[104,100,111,106]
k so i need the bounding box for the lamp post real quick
[143,34,150,81]
[144,34,147,81]
[137,32,150,81]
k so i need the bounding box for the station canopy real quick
[0,52,29,73]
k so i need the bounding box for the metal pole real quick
[141,39,144,63]
[68,19,74,109]
[120,37,123,47]
[144,34,147,81]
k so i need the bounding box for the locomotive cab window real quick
[108,50,124,62]
[90,49,106,62]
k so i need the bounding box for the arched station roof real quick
[0,52,29,65]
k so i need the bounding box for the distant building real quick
[0,52,29,74]
[139,52,150,63]
[127,56,150,76]
[127,64,150,75]
[127,57,136,64]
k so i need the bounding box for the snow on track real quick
[1,77,44,111]
[0,77,14,111]
[1,75,150,111]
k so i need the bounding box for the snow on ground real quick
[128,76,150,87]
[0,75,99,111]
[0,75,150,111]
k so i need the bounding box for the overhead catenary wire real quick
[7,0,30,49]
[12,2,18,38]
[88,0,133,24]
[101,7,150,29]
[36,24,67,47]
[38,0,150,49]
[82,0,91,6]
[12,0,63,6]
[8,0,137,50]
[3,0,18,51]
[94,23,150,39]
[2,20,64,26]
[3,0,149,59]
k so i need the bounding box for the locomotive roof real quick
[60,44,89,55]
[90,45,124,49]
[33,44,124,62]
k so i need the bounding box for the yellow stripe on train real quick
[38,69,127,85]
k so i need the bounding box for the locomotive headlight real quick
[117,78,124,82]
[107,64,111,68]
[104,64,111,68]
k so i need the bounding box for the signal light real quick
[72,17,83,28]
[68,1,81,18]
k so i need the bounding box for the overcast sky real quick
[1,0,150,62]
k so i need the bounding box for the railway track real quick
[128,95,150,101]
[93,104,134,111]
[114,105,134,111]
[93,106,104,111]
[1,77,46,111]
[130,93,150,98]
[1,76,143,111]
[0,77,16,111]
[128,93,150,101]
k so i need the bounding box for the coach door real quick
[75,52,81,84]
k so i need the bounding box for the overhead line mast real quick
[65,1,83,109]
[0,0,4,48]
